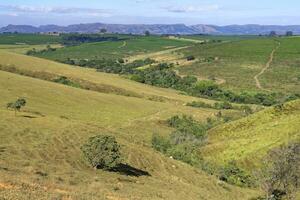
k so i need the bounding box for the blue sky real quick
[0,0,300,26]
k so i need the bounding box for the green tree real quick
[269,31,277,37]
[81,135,122,170]
[286,31,293,36]
[100,28,107,34]
[7,98,26,116]
[145,30,150,36]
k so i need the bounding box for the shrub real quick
[7,98,26,116]
[53,76,81,88]
[214,101,233,110]
[186,101,213,109]
[167,115,207,139]
[151,133,171,153]
[219,161,254,187]
[186,55,195,61]
[81,135,122,170]
[259,142,300,200]
[118,58,125,64]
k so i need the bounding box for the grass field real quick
[0,70,260,199]
[0,34,62,45]
[0,50,213,104]
[33,36,193,61]
[1,34,299,199]
[0,44,63,54]
[202,100,300,169]
[178,37,300,93]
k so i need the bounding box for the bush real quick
[167,115,207,139]
[53,76,81,88]
[214,101,233,110]
[186,55,195,61]
[151,133,171,153]
[7,98,26,115]
[186,101,213,109]
[81,135,122,170]
[219,161,254,187]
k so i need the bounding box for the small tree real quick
[286,31,293,37]
[259,142,300,200]
[269,31,277,37]
[81,135,122,170]
[7,98,26,116]
[145,30,150,36]
[100,28,107,34]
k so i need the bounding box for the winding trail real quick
[118,41,127,48]
[254,41,281,91]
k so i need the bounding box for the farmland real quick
[177,36,300,94]
[33,36,194,61]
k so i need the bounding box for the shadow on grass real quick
[21,115,38,119]
[109,164,151,177]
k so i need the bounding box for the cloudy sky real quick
[0,0,300,27]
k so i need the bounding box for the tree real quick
[100,28,107,34]
[286,31,293,36]
[145,30,150,36]
[7,98,26,116]
[259,142,300,200]
[269,31,277,37]
[81,135,122,170]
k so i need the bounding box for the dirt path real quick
[254,41,280,91]
[126,46,190,63]
[118,41,127,48]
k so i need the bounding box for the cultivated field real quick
[178,37,300,93]
[34,36,193,61]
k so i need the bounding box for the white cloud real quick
[163,4,220,13]
[0,5,111,15]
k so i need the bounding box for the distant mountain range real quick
[1,23,300,35]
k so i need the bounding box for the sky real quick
[0,0,300,27]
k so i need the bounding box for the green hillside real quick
[0,34,299,199]
[0,70,258,199]
[202,100,300,169]
[33,36,193,60]
[178,37,300,94]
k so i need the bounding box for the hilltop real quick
[2,23,300,35]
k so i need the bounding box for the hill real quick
[178,36,300,94]
[1,34,299,199]
[2,23,300,35]
[202,100,300,170]
[0,69,258,199]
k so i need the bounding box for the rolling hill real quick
[2,23,300,35]
[0,34,299,199]
[0,66,258,199]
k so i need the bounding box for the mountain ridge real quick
[1,23,300,35]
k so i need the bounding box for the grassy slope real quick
[178,37,300,93]
[0,44,62,54]
[261,37,300,93]
[0,34,62,45]
[0,71,258,199]
[34,36,193,60]
[202,100,300,169]
[0,50,213,105]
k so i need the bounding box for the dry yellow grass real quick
[0,50,212,105]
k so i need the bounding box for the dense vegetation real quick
[81,135,122,170]
[61,34,125,46]
[152,115,255,187]
[52,55,299,106]
[0,33,62,44]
